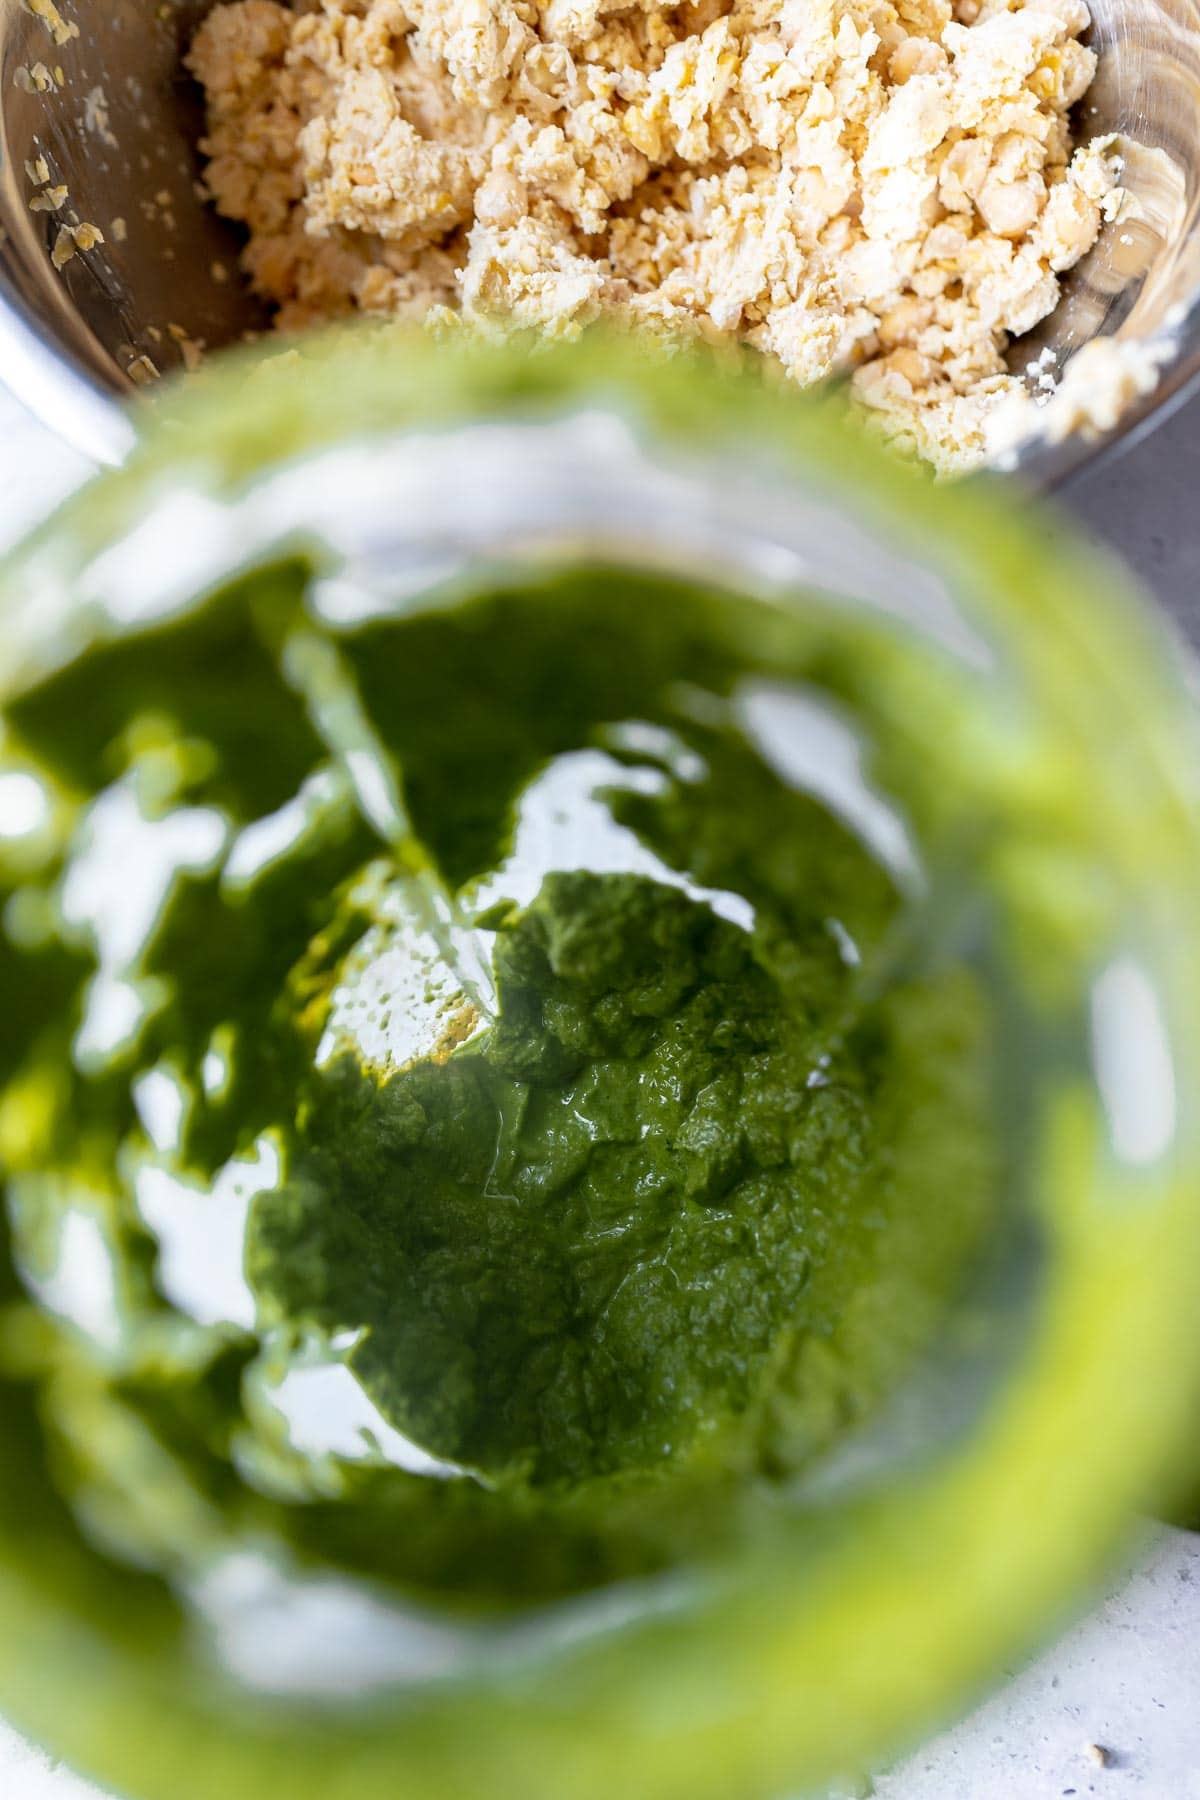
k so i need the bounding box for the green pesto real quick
[0,564,998,1609]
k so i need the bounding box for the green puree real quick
[0,564,997,1609]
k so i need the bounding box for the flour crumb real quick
[29,185,69,214]
[27,0,79,49]
[50,226,76,270]
[126,354,161,387]
[47,219,105,271]
[167,322,207,371]
[83,85,121,151]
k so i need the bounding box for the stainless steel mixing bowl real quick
[0,0,1198,475]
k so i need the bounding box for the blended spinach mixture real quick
[0,564,998,1610]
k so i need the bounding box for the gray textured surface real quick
[878,1530,1200,1797]
[0,378,1197,1800]
[1062,384,1200,643]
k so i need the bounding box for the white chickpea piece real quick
[884,345,936,387]
[1039,181,1101,269]
[888,36,948,82]
[475,170,526,230]
[878,295,934,345]
[978,172,1047,238]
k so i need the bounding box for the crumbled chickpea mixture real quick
[189,0,1122,470]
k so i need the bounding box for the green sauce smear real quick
[0,566,997,1610]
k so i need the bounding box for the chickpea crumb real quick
[188,0,1125,471]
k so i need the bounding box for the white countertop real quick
[1,377,1199,1800]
